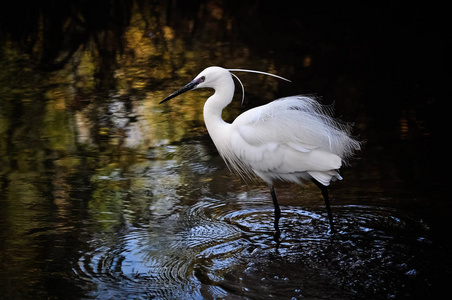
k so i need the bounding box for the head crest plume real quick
[227,69,291,105]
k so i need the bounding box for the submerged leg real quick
[311,179,336,233]
[268,184,281,240]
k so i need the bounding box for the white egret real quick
[160,66,360,236]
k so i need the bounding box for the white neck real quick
[203,78,235,149]
[203,91,231,129]
[203,73,235,127]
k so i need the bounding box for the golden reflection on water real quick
[0,1,292,164]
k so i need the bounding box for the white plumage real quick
[161,66,361,235]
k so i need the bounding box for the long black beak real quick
[160,79,200,104]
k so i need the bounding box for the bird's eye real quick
[199,76,205,82]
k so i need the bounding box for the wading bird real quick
[160,66,360,237]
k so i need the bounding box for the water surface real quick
[0,1,449,299]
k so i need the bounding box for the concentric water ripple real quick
[74,226,202,299]
[73,192,441,299]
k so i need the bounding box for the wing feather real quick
[233,96,360,159]
[225,96,360,184]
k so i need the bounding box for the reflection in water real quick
[72,166,439,299]
[0,1,449,299]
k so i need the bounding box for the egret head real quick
[160,66,290,104]
[160,67,230,104]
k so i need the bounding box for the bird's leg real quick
[268,184,281,240]
[311,179,336,233]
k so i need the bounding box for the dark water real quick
[0,1,449,299]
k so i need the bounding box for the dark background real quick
[1,1,449,299]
